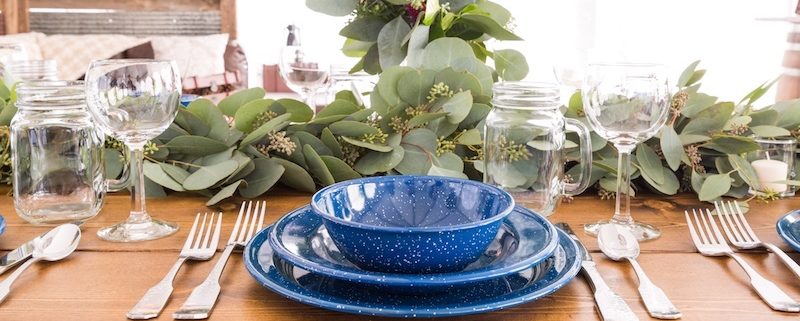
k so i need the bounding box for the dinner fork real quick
[684,208,800,312]
[173,201,266,319]
[127,212,222,320]
[715,201,800,281]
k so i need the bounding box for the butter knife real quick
[0,237,37,275]
[556,223,639,321]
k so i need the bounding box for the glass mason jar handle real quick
[106,147,131,192]
[564,118,593,196]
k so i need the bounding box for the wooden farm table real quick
[0,189,800,321]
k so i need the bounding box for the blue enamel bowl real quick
[310,176,515,274]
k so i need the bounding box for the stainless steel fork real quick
[127,212,222,319]
[173,201,266,319]
[714,200,800,280]
[684,208,800,312]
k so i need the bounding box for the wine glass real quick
[85,59,182,242]
[279,44,330,111]
[582,63,671,241]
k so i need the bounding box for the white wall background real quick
[237,0,795,104]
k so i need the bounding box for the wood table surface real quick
[0,189,800,321]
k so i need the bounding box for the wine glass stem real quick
[303,89,317,112]
[128,146,151,224]
[612,143,635,225]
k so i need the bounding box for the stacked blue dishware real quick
[243,176,581,317]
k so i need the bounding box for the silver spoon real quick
[0,224,81,303]
[598,223,682,319]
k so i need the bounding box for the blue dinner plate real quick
[268,205,559,290]
[777,210,800,252]
[0,215,5,236]
[244,226,581,318]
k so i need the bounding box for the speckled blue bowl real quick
[310,176,515,274]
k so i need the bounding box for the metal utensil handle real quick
[763,242,800,280]
[727,253,800,312]
[582,262,640,321]
[173,245,235,319]
[627,258,681,319]
[0,257,40,303]
[127,257,187,319]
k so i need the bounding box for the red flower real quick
[405,2,425,22]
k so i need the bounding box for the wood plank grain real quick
[29,0,221,11]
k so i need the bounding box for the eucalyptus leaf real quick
[273,158,316,192]
[456,128,482,145]
[240,158,284,198]
[406,25,430,67]
[395,147,431,175]
[234,98,274,132]
[729,155,761,189]
[460,103,491,129]
[459,13,522,40]
[340,16,386,42]
[218,87,265,116]
[636,144,664,185]
[182,159,238,191]
[303,145,335,186]
[679,134,711,145]
[329,120,380,137]
[239,113,292,147]
[341,136,393,152]
[660,126,684,171]
[271,99,314,123]
[144,177,167,198]
[206,180,244,206]
[428,164,468,179]
[677,60,701,87]
[750,125,791,138]
[441,91,473,124]
[681,93,717,118]
[321,156,362,182]
[104,148,123,179]
[702,135,759,154]
[198,147,234,166]
[398,69,436,106]
[422,38,475,71]
[320,128,344,158]
[409,112,448,127]
[401,128,438,152]
[493,49,528,81]
[317,99,361,118]
[354,147,405,175]
[377,16,411,69]
[164,136,229,156]
[292,131,332,156]
[174,109,210,137]
[306,0,357,16]
[748,109,779,127]
[160,163,190,183]
[378,66,414,106]
[699,173,732,201]
[187,99,229,142]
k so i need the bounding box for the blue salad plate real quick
[268,204,559,291]
[777,210,800,252]
[244,225,581,318]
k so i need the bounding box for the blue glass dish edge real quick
[776,210,800,252]
[0,215,5,236]
[244,226,582,318]
[268,204,559,287]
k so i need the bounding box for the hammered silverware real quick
[127,212,222,319]
[685,208,800,312]
[173,201,265,319]
[714,200,800,280]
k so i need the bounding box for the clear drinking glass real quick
[0,43,27,77]
[484,82,593,216]
[279,44,330,111]
[325,65,376,106]
[582,63,671,240]
[85,59,182,242]
[11,81,127,224]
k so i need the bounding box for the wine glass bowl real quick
[279,45,330,110]
[581,63,671,241]
[85,59,181,242]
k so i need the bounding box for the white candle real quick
[751,159,789,193]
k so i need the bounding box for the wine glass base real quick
[97,218,178,242]
[583,219,661,241]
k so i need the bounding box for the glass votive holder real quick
[748,137,796,198]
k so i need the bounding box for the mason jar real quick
[6,59,57,83]
[11,80,124,224]
[483,82,593,216]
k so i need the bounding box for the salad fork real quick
[684,208,800,312]
[174,201,266,319]
[127,212,222,319]
[714,201,800,280]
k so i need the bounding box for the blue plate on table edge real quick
[776,210,800,252]
[268,204,559,289]
[0,215,5,236]
[244,226,581,318]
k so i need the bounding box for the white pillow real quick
[0,32,44,60]
[39,34,149,80]
[150,34,229,78]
